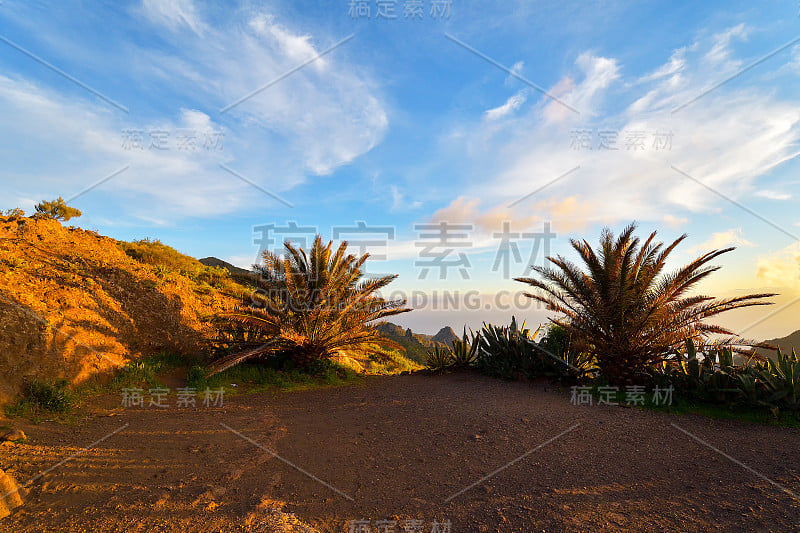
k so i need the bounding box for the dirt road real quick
[2,373,799,532]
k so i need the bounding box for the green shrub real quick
[423,329,478,373]
[34,197,81,221]
[118,238,243,295]
[3,207,25,219]
[187,365,209,390]
[467,318,595,382]
[7,379,74,417]
[759,348,800,410]
[475,317,543,379]
[648,341,800,413]
[110,352,184,389]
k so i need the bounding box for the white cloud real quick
[756,242,800,292]
[197,12,387,176]
[688,228,753,254]
[485,90,527,121]
[755,190,791,200]
[249,14,322,67]
[436,24,800,235]
[504,60,525,86]
[0,74,270,219]
[704,23,748,66]
[663,214,689,229]
[542,53,621,123]
[637,49,686,84]
[141,0,205,34]
[1,6,388,221]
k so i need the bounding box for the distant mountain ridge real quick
[375,322,459,364]
[764,329,800,355]
[199,257,251,277]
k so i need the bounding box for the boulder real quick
[0,469,23,519]
[1,429,25,442]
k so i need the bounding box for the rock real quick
[0,429,25,442]
[432,326,458,346]
[0,469,23,519]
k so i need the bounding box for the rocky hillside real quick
[375,322,459,364]
[0,215,241,405]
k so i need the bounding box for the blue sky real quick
[2,0,800,337]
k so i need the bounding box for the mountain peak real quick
[432,326,458,346]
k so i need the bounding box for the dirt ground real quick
[1,373,799,532]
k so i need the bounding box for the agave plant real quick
[425,345,454,374]
[516,223,774,384]
[475,317,542,379]
[424,328,478,372]
[760,348,800,410]
[206,236,409,375]
[450,327,478,369]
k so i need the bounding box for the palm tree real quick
[207,236,410,375]
[515,223,774,384]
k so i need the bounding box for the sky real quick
[1,0,799,338]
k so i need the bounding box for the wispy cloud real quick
[140,0,205,35]
[1,1,388,221]
[485,90,527,121]
[755,190,791,200]
[433,24,800,235]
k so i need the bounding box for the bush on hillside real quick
[34,197,82,221]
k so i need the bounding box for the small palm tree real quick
[515,223,774,384]
[207,236,410,375]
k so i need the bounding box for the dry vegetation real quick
[0,215,239,404]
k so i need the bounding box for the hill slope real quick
[0,216,240,404]
[765,329,800,355]
[199,256,251,277]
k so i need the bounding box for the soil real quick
[1,373,799,532]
